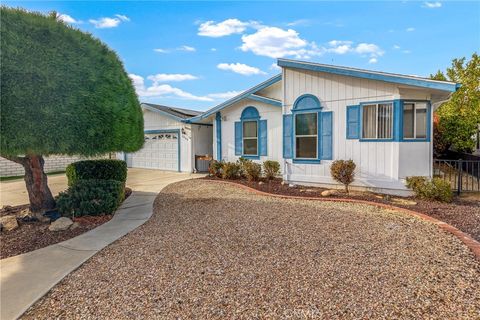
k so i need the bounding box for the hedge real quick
[66,159,127,186]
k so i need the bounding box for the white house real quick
[128,59,459,195]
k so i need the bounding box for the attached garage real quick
[126,130,180,171]
[123,103,213,173]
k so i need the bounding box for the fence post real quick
[457,159,463,195]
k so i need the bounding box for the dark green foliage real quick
[208,160,223,178]
[330,160,356,193]
[237,157,252,178]
[222,162,241,179]
[0,7,144,157]
[66,159,127,186]
[244,161,262,181]
[57,179,125,217]
[406,177,453,202]
[263,160,280,180]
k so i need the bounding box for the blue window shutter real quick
[235,121,242,156]
[283,114,293,159]
[259,120,267,156]
[346,105,360,139]
[321,111,333,160]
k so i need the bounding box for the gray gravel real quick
[23,179,480,319]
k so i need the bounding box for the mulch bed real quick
[0,187,132,260]
[204,177,480,242]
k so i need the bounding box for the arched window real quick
[292,95,322,160]
[234,106,267,158]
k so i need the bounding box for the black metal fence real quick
[433,159,480,194]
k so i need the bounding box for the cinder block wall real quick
[0,155,109,177]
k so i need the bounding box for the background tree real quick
[430,53,480,154]
[0,7,144,218]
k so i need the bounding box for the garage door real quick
[126,132,179,171]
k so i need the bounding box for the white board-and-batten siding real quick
[282,67,432,194]
[215,98,283,165]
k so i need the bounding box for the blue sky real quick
[5,1,479,111]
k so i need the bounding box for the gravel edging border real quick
[207,179,480,261]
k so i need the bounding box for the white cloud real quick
[178,45,196,52]
[207,91,242,99]
[368,58,378,64]
[403,49,412,54]
[153,46,196,53]
[327,40,353,54]
[217,62,266,76]
[354,43,385,57]
[240,27,322,59]
[57,13,78,24]
[198,18,252,37]
[406,27,415,32]
[89,15,130,28]
[211,48,217,52]
[286,19,310,27]
[147,74,198,82]
[129,74,213,101]
[423,1,442,8]
[270,63,281,71]
[393,44,401,49]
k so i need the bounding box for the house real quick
[120,103,213,172]
[127,58,459,195]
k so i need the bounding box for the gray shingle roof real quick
[141,103,203,119]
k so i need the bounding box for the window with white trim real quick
[295,113,317,158]
[362,103,393,139]
[403,102,427,139]
[243,121,258,155]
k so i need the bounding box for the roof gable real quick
[142,103,202,121]
[278,58,459,93]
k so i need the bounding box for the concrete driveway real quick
[0,168,200,207]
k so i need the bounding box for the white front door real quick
[126,132,179,171]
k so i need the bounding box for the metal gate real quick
[433,159,480,194]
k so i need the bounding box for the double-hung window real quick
[362,103,393,139]
[295,113,317,159]
[243,120,258,155]
[403,102,427,139]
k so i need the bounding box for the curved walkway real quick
[22,179,480,319]
[0,170,202,320]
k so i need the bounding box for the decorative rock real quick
[321,189,338,197]
[258,181,264,185]
[288,183,296,187]
[0,215,19,232]
[281,181,287,186]
[48,217,73,231]
[70,222,80,230]
[391,198,417,206]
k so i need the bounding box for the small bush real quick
[222,162,241,179]
[208,160,224,178]
[263,160,280,180]
[57,179,125,217]
[237,157,252,178]
[330,160,356,193]
[244,161,262,181]
[66,159,127,186]
[406,176,453,202]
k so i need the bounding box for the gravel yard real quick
[23,179,480,319]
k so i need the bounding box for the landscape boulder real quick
[0,215,19,232]
[48,217,73,231]
[321,189,338,197]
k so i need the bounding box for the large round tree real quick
[1,7,144,217]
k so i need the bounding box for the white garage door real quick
[126,132,179,171]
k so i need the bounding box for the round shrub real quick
[406,176,453,202]
[237,157,252,178]
[66,159,127,186]
[244,161,262,182]
[222,162,241,179]
[57,179,125,217]
[208,160,223,178]
[263,160,280,180]
[330,160,356,193]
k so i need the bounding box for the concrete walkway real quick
[0,169,203,320]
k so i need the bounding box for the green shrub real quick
[244,161,262,182]
[237,157,252,178]
[57,179,125,217]
[222,162,241,179]
[208,160,223,178]
[406,176,453,202]
[263,160,280,180]
[330,160,356,193]
[66,159,127,186]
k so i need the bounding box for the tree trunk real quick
[5,154,56,219]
